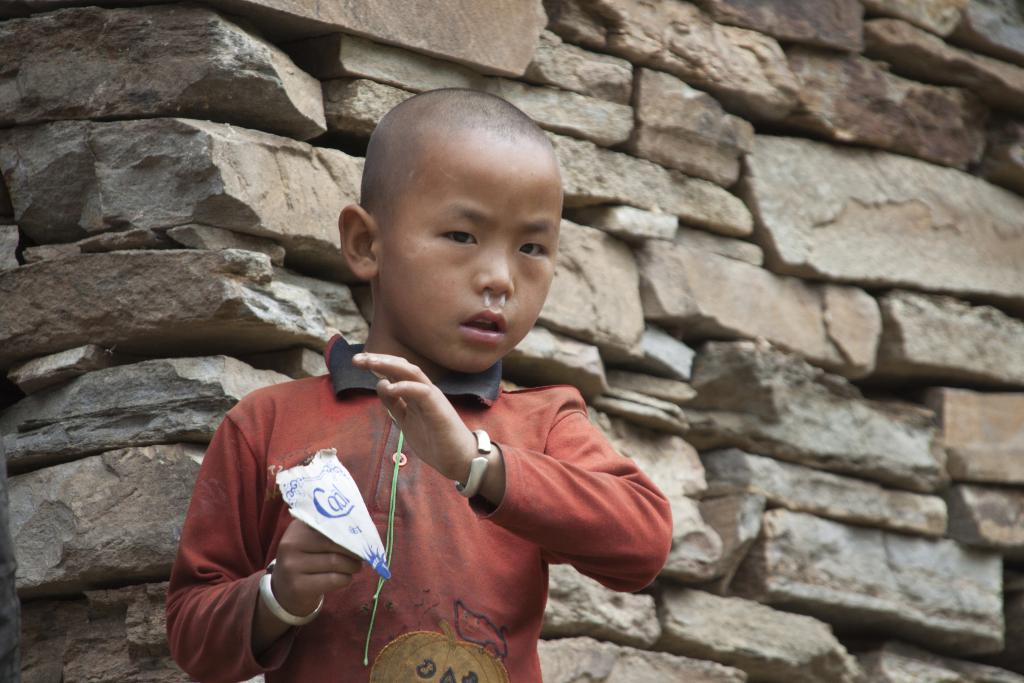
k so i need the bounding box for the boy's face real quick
[366,129,563,381]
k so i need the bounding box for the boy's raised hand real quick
[352,352,480,484]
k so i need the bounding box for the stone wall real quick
[2,0,1024,681]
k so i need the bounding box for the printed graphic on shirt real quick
[453,600,508,660]
[369,619,509,683]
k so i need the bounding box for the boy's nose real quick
[475,258,514,301]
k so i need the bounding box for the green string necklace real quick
[362,428,404,667]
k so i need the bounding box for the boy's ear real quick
[339,204,380,281]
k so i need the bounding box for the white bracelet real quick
[259,561,323,626]
[455,429,493,498]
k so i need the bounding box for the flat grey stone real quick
[876,291,1024,387]
[684,341,945,493]
[592,0,800,121]
[946,484,1024,559]
[950,0,1024,66]
[10,445,204,598]
[697,493,766,593]
[21,582,186,682]
[539,221,645,357]
[593,388,689,436]
[543,564,659,647]
[539,636,747,683]
[592,410,708,498]
[0,249,362,371]
[674,227,763,267]
[0,355,289,472]
[0,225,17,272]
[6,344,116,395]
[603,326,696,381]
[606,370,696,405]
[525,30,633,104]
[241,347,325,379]
[568,205,678,244]
[732,509,1005,656]
[859,640,1024,683]
[22,228,176,265]
[550,132,754,238]
[4,0,548,76]
[702,448,947,537]
[657,587,863,683]
[166,224,285,267]
[504,326,607,399]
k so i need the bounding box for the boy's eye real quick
[520,243,546,256]
[445,231,476,244]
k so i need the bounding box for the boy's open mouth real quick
[462,311,507,334]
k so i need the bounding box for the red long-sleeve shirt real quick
[166,336,672,682]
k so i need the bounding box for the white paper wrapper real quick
[276,449,391,579]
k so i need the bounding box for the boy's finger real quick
[377,379,434,404]
[353,353,431,384]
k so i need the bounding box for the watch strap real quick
[455,429,492,498]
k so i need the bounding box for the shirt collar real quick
[325,335,502,406]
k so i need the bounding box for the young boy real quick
[166,89,672,682]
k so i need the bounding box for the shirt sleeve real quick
[165,412,297,683]
[478,392,674,593]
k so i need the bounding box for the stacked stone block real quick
[1,0,1023,681]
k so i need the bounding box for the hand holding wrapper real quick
[276,449,391,579]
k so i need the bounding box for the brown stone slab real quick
[926,387,1024,484]
[6,0,546,75]
[865,18,1024,112]
[637,241,880,378]
[699,0,864,51]
[0,5,326,140]
[784,47,987,170]
[628,68,754,187]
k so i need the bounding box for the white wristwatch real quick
[259,559,324,626]
[455,429,493,498]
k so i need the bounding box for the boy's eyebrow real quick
[447,204,556,233]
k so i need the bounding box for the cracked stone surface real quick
[543,564,659,647]
[0,249,365,372]
[741,135,1024,310]
[0,356,288,472]
[876,290,1024,387]
[702,448,948,537]
[504,326,608,399]
[683,341,945,493]
[539,636,746,682]
[637,241,881,378]
[657,587,863,683]
[731,509,1005,656]
[10,446,203,598]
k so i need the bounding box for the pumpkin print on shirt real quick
[369,619,509,683]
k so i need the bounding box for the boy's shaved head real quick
[360,88,556,221]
